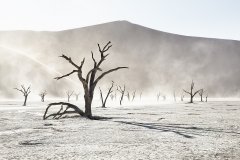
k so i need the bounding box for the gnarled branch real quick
[60,54,79,69]
[43,102,85,120]
[183,89,191,95]
[94,67,128,85]
[55,70,78,80]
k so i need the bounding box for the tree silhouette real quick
[125,91,130,101]
[140,92,142,100]
[157,92,161,101]
[110,94,114,100]
[132,90,136,101]
[66,91,74,102]
[181,92,185,101]
[117,85,126,105]
[99,81,114,108]
[183,81,202,103]
[173,91,176,102]
[39,90,47,102]
[54,41,128,118]
[74,92,80,101]
[162,95,166,101]
[14,85,31,106]
[199,89,204,102]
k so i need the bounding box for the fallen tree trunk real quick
[43,102,85,120]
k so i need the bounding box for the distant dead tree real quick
[14,85,31,106]
[110,94,114,100]
[66,91,74,102]
[114,90,117,100]
[199,89,204,102]
[117,85,126,105]
[162,95,166,101]
[181,92,185,101]
[173,91,176,102]
[157,92,161,101]
[74,92,80,101]
[99,81,114,108]
[140,92,142,100]
[183,81,202,103]
[39,90,47,102]
[132,90,136,101]
[51,41,128,119]
[125,91,130,101]
[206,93,208,102]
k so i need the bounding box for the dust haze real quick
[0,21,240,99]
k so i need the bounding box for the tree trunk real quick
[84,95,92,118]
[23,96,27,106]
[102,102,106,108]
[41,96,44,102]
[102,91,111,108]
[120,94,124,105]
[190,96,193,103]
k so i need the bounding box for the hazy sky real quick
[0,0,239,40]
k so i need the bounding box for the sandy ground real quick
[0,99,240,160]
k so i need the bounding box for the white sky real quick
[0,0,240,40]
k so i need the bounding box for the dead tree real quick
[183,81,202,103]
[199,89,204,102]
[125,91,130,101]
[14,85,31,106]
[140,92,142,100]
[206,93,208,102]
[162,95,166,101]
[117,85,126,105]
[157,92,161,101]
[66,91,74,102]
[99,81,114,108]
[181,92,185,101]
[74,92,80,101]
[110,94,114,100]
[132,90,136,101]
[114,90,117,100]
[54,41,128,118]
[39,90,47,102]
[173,91,176,102]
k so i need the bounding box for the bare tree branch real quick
[91,51,97,66]
[43,102,85,120]
[94,67,128,85]
[59,54,79,69]
[102,41,112,52]
[14,88,24,94]
[79,58,85,69]
[183,89,191,95]
[54,70,78,80]
[193,89,202,97]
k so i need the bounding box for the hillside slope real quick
[0,21,240,98]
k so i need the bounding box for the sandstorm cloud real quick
[0,21,240,99]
